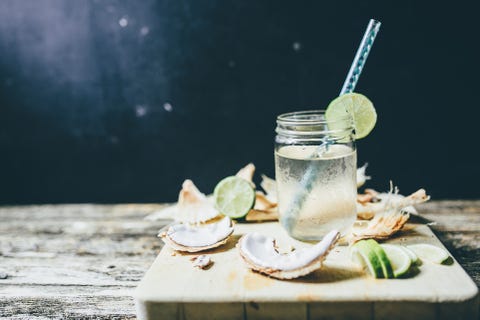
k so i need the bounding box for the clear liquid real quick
[275,144,357,240]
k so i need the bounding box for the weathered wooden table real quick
[0,201,479,319]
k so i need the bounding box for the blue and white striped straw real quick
[340,19,381,95]
[284,19,381,235]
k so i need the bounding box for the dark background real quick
[0,0,478,204]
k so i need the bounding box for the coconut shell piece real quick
[236,163,256,187]
[160,216,234,253]
[237,230,340,279]
[350,209,410,244]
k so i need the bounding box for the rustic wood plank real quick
[0,204,169,319]
[0,232,165,261]
[0,201,479,319]
[417,200,480,214]
[0,296,136,319]
[0,204,168,221]
[0,256,153,286]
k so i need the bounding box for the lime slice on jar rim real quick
[325,92,377,140]
[214,176,255,219]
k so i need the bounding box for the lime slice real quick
[351,240,383,278]
[406,244,450,264]
[325,92,377,139]
[214,176,255,219]
[380,244,412,278]
[400,245,419,265]
[367,239,394,278]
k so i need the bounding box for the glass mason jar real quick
[274,110,357,241]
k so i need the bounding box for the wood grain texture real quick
[134,222,478,319]
[0,201,479,319]
[0,204,168,319]
[416,201,480,286]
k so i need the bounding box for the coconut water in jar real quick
[274,110,357,240]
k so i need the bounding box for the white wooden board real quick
[134,221,479,319]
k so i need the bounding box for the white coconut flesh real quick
[239,230,340,272]
[260,174,277,203]
[165,216,233,249]
[356,163,371,188]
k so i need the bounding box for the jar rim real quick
[275,109,355,140]
[276,109,352,125]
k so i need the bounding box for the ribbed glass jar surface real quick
[274,110,357,240]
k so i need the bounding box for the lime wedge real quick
[400,245,419,265]
[325,92,377,139]
[406,244,450,264]
[367,239,394,278]
[380,244,412,278]
[351,240,383,278]
[214,176,255,219]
